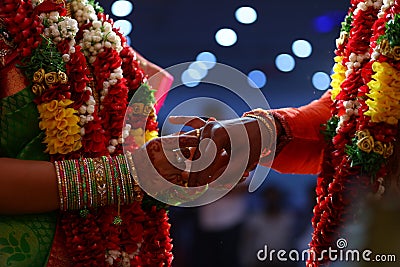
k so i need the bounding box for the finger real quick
[207,117,217,122]
[159,135,200,150]
[190,151,247,187]
[169,131,186,136]
[188,150,229,186]
[182,128,201,138]
[169,116,206,129]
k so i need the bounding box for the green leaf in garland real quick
[17,35,66,81]
[129,82,157,106]
[88,0,104,14]
[381,13,400,47]
[340,12,353,33]
[141,194,169,212]
[345,139,385,179]
[321,116,339,141]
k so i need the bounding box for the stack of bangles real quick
[243,109,277,159]
[54,152,142,211]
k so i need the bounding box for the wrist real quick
[243,109,277,159]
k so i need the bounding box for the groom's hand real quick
[169,116,263,187]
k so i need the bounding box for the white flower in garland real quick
[38,8,97,138]
[81,20,123,64]
[58,17,79,40]
[70,0,98,26]
[31,0,45,8]
[343,0,382,77]
[336,100,361,132]
[41,12,79,46]
[70,0,128,154]
[372,0,393,60]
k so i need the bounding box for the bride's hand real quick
[131,135,199,192]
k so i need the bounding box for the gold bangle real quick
[93,157,107,207]
[54,161,65,210]
[125,151,144,202]
[244,113,275,158]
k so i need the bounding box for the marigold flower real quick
[366,62,400,124]
[39,119,58,130]
[47,100,59,112]
[145,130,159,142]
[134,135,145,146]
[131,128,144,136]
[37,99,82,154]
[386,116,398,125]
[330,58,346,100]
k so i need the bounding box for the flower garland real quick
[307,0,400,266]
[307,0,383,266]
[0,0,172,266]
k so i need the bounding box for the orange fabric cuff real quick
[268,91,332,174]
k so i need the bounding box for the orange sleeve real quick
[267,91,332,175]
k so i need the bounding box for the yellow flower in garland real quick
[330,56,346,100]
[365,61,400,125]
[131,128,145,146]
[38,99,82,154]
[145,130,159,142]
[130,128,159,146]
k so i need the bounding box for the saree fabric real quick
[0,83,57,266]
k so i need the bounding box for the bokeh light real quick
[235,6,257,24]
[196,51,217,69]
[114,19,132,36]
[292,39,312,58]
[181,69,200,87]
[275,54,295,72]
[215,28,238,47]
[111,0,133,17]
[248,70,267,88]
[312,71,331,90]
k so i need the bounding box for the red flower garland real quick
[307,1,381,266]
[0,0,43,57]
[0,1,173,266]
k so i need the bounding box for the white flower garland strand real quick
[37,8,98,137]
[70,0,97,26]
[335,0,383,133]
[30,1,146,265]
[372,0,395,60]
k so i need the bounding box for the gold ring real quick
[195,128,200,138]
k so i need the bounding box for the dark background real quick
[99,1,349,266]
